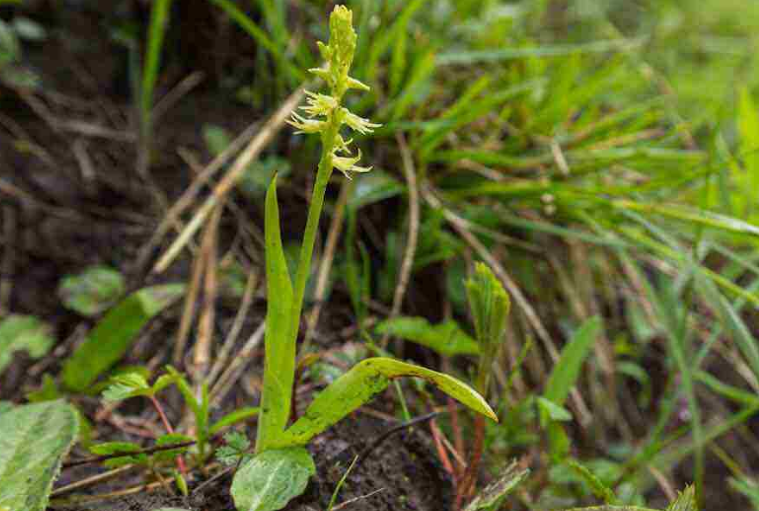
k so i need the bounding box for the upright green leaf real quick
[0,400,79,511]
[543,316,601,406]
[274,357,496,448]
[231,447,316,511]
[0,315,54,374]
[61,284,185,392]
[256,176,295,453]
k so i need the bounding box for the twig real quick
[380,133,420,348]
[210,321,266,405]
[331,488,386,511]
[173,230,207,365]
[62,441,195,469]
[52,466,136,496]
[193,205,222,380]
[152,86,307,273]
[208,269,259,384]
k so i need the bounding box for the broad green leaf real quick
[347,170,405,210]
[464,460,529,511]
[275,357,497,448]
[0,315,54,374]
[374,317,479,357]
[58,265,125,316]
[543,316,601,406]
[256,176,295,453]
[61,284,185,392]
[12,17,47,41]
[231,447,315,511]
[0,400,79,511]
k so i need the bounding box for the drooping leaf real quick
[231,447,316,511]
[0,400,79,511]
[61,283,184,392]
[58,265,125,317]
[0,315,54,374]
[256,175,295,453]
[275,357,497,448]
[374,316,479,357]
[464,460,529,511]
[543,316,601,406]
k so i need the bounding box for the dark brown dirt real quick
[66,415,453,511]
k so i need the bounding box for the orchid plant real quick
[230,6,497,511]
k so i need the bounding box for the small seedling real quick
[230,6,497,511]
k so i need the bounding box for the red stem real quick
[149,396,188,474]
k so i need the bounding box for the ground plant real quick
[0,1,757,511]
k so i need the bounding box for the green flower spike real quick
[287,4,379,180]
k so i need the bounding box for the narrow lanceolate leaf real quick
[274,357,497,448]
[256,175,295,453]
[543,316,601,406]
[0,315,54,375]
[231,447,315,511]
[0,400,79,511]
[464,460,529,511]
[61,284,185,392]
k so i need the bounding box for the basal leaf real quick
[543,316,601,406]
[256,175,295,453]
[275,357,496,448]
[61,284,185,392]
[0,400,79,511]
[0,315,54,375]
[374,316,479,357]
[231,447,315,511]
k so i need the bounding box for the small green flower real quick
[333,149,372,179]
[288,4,380,180]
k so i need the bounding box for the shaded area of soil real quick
[67,416,452,511]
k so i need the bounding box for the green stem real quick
[290,119,339,351]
